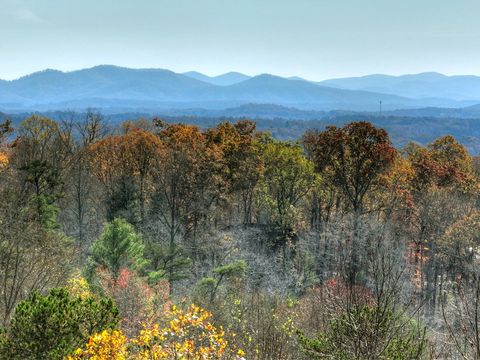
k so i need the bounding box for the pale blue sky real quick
[1,0,479,80]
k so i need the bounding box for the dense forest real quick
[1,112,480,359]
[4,109,480,154]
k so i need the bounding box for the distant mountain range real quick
[319,72,480,101]
[1,65,480,113]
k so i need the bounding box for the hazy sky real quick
[1,0,479,80]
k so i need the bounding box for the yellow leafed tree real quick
[67,304,245,359]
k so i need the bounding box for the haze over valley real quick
[2,65,480,113]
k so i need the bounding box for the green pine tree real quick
[0,288,118,360]
[87,218,147,281]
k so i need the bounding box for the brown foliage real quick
[304,121,397,213]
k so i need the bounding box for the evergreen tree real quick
[87,218,147,281]
[0,288,118,360]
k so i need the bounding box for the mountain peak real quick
[402,72,447,81]
[17,68,63,81]
[183,71,250,86]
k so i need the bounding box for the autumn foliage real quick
[67,304,244,359]
[2,114,480,359]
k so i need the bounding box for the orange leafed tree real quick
[153,123,223,248]
[304,121,397,214]
[303,122,397,285]
[88,129,163,222]
[205,120,262,224]
[408,135,476,192]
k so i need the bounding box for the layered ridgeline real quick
[2,65,480,112]
[319,72,480,101]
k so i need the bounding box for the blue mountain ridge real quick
[1,65,480,112]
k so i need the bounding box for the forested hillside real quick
[1,114,480,359]
[4,108,480,154]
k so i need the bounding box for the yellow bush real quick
[67,273,93,300]
[66,330,127,360]
[67,304,245,360]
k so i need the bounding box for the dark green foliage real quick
[106,174,139,223]
[0,288,119,360]
[144,241,191,283]
[30,194,60,230]
[298,305,427,360]
[20,159,62,195]
[197,260,247,303]
[213,260,247,278]
[87,217,147,281]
